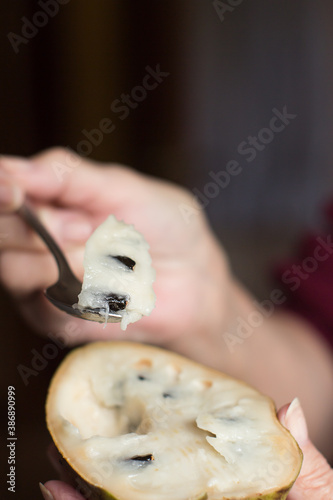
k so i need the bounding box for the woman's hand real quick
[0,148,230,349]
[2,148,333,456]
[278,398,333,499]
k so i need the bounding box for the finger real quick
[0,148,141,213]
[279,398,333,500]
[0,174,23,213]
[0,207,93,251]
[0,213,41,250]
[40,480,85,500]
[0,247,84,297]
[0,148,201,242]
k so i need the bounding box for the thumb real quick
[40,480,85,499]
[0,148,138,212]
[279,398,333,500]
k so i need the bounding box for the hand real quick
[0,148,229,349]
[2,148,332,456]
[40,481,84,500]
[39,399,333,500]
[278,398,333,499]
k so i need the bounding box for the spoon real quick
[17,203,122,323]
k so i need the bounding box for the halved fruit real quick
[46,342,302,500]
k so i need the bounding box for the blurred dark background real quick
[1,1,333,498]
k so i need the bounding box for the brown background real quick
[1,1,333,498]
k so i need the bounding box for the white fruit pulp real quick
[75,215,155,330]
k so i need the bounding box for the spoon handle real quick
[17,203,79,283]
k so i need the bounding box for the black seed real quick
[130,454,154,462]
[106,293,127,312]
[162,392,172,398]
[124,454,154,469]
[137,374,147,381]
[112,255,136,270]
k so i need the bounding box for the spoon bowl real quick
[17,203,122,323]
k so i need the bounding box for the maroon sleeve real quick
[275,204,333,351]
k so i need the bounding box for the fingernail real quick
[0,182,22,210]
[39,482,55,500]
[285,397,308,446]
[63,221,93,241]
[0,156,31,173]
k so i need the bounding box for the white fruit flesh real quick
[46,342,302,500]
[75,216,155,330]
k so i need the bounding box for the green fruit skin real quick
[244,488,290,500]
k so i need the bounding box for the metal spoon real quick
[17,203,122,323]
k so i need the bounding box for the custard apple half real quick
[46,342,302,500]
